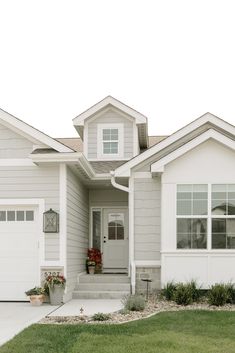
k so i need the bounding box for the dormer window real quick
[97,123,124,159]
[103,128,118,154]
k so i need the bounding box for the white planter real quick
[49,285,64,305]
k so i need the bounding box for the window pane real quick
[16,211,24,221]
[110,142,118,153]
[177,185,193,192]
[103,129,111,140]
[212,219,226,249]
[227,200,235,215]
[192,200,207,215]
[177,200,192,215]
[177,218,207,249]
[26,211,34,221]
[7,211,15,221]
[0,211,6,221]
[110,129,118,140]
[212,200,226,215]
[103,142,112,154]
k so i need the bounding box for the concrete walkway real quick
[50,299,123,317]
[0,302,58,346]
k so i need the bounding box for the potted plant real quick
[87,248,102,274]
[44,274,66,305]
[87,260,96,274]
[25,286,45,306]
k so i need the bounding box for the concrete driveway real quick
[0,302,58,346]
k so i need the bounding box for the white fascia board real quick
[115,112,235,176]
[151,129,235,172]
[0,108,73,153]
[31,152,83,163]
[73,96,147,126]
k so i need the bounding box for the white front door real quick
[102,208,128,271]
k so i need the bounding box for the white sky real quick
[0,0,235,138]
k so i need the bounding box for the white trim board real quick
[0,108,73,153]
[151,129,235,172]
[114,112,235,177]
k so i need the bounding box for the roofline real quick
[73,96,147,126]
[114,112,235,177]
[0,108,74,153]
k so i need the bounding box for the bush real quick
[173,283,194,305]
[92,312,111,321]
[188,280,201,302]
[162,281,177,301]
[208,284,230,306]
[122,294,146,311]
[226,283,235,304]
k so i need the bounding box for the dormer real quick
[73,96,148,161]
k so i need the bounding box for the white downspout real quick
[110,171,136,294]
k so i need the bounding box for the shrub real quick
[173,283,193,305]
[122,294,146,311]
[188,280,201,302]
[92,312,111,321]
[226,283,235,304]
[162,281,177,301]
[208,284,230,306]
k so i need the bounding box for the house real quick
[0,96,235,301]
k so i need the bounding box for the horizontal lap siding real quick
[66,167,89,294]
[134,178,161,261]
[0,123,33,158]
[87,111,133,159]
[0,165,60,261]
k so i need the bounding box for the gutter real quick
[110,171,136,294]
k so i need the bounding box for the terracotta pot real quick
[29,294,45,306]
[88,266,95,275]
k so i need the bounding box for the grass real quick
[0,311,235,353]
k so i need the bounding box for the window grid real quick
[0,210,34,222]
[176,184,235,250]
[102,128,119,155]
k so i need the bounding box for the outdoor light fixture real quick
[43,208,59,233]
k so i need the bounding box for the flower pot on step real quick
[88,265,95,275]
[29,294,45,306]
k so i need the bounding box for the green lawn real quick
[1,311,235,353]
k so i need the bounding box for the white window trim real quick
[176,183,235,251]
[97,123,124,160]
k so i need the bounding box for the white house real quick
[0,96,235,301]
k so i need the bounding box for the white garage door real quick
[0,206,39,301]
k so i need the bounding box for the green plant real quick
[44,274,66,289]
[208,283,230,306]
[173,283,193,305]
[92,312,111,321]
[226,283,235,304]
[188,280,201,302]
[25,287,44,296]
[162,281,177,301]
[122,294,146,311]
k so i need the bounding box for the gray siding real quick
[134,177,161,260]
[89,188,128,207]
[0,165,60,261]
[0,123,33,158]
[87,110,134,159]
[66,167,89,294]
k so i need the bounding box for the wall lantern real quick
[43,208,59,233]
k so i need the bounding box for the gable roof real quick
[0,108,74,153]
[73,96,147,126]
[114,112,235,177]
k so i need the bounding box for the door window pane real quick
[16,211,24,221]
[0,211,6,221]
[26,211,34,221]
[108,213,124,240]
[92,211,101,250]
[7,211,15,221]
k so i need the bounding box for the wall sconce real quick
[43,208,59,233]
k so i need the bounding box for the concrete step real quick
[79,274,130,284]
[72,290,129,300]
[75,283,131,292]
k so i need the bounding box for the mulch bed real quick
[39,298,235,325]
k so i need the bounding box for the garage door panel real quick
[0,206,39,301]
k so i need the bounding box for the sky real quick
[0,0,235,138]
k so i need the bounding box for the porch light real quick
[43,208,59,233]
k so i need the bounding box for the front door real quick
[102,208,128,271]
